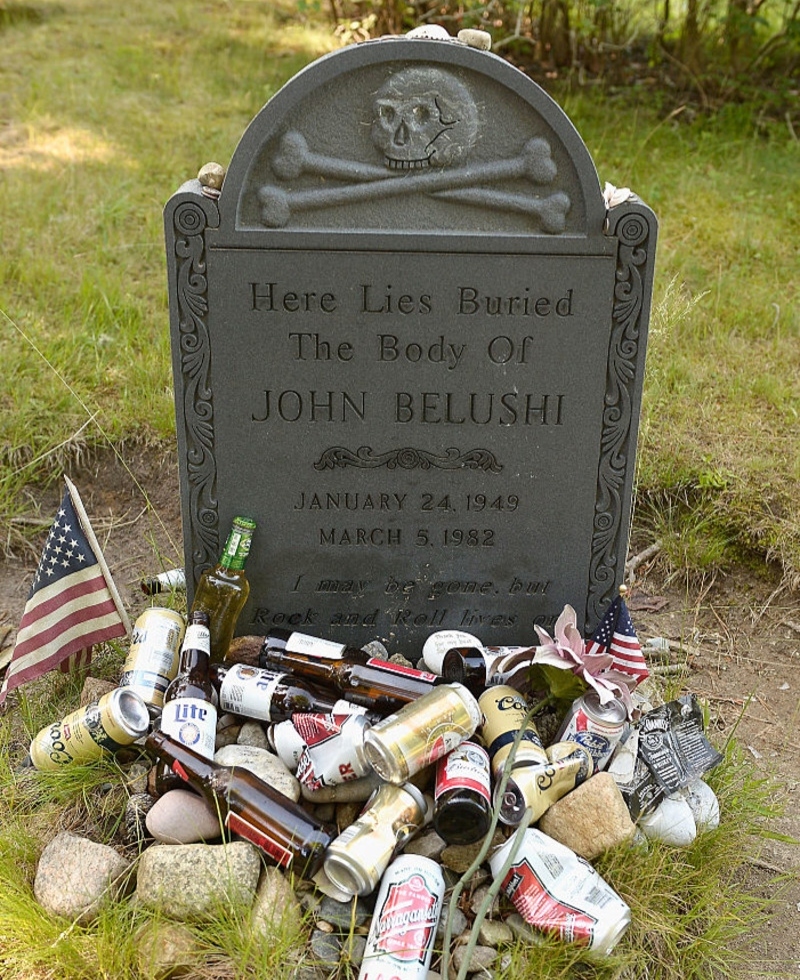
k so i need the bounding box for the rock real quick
[538,772,636,860]
[250,866,305,942]
[406,24,451,39]
[469,883,501,919]
[682,779,720,832]
[134,920,200,979]
[309,926,341,967]
[215,713,243,748]
[301,772,382,803]
[126,762,151,796]
[505,912,544,944]
[317,893,372,929]
[639,794,697,846]
[452,943,497,976]
[238,720,270,750]
[405,828,448,861]
[436,900,468,942]
[335,800,362,831]
[214,744,300,802]
[136,841,261,920]
[124,792,156,845]
[145,789,223,844]
[440,830,505,875]
[458,28,492,50]
[478,918,514,947]
[34,832,132,924]
[80,676,116,706]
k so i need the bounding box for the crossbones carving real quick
[257,67,571,232]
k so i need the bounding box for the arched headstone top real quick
[217,38,606,242]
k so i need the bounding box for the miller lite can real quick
[29,687,151,771]
[358,854,445,980]
[556,690,627,772]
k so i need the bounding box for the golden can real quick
[478,685,548,777]
[118,607,185,715]
[29,688,151,771]
[498,740,594,825]
[363,683,482,784]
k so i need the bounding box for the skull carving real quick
[371,68,479,170]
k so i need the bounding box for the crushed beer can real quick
[490,828,631,955]
[293,711,372,790]
[358,854,445,980]
[324,781,431,896]
[30,687,151,771]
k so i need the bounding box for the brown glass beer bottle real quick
[259,628,443,712]
[145,730,335,879]
[209,662,350,722]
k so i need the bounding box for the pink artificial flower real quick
[533,604,634,713]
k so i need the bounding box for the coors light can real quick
[358,854,445,980]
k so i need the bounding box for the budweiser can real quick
[323,782,430,897]
[358,854,445,980]
[29,688,151,771]
[363,682,481,784]
[118,607,185,716]
[556,691,627,772]
[490,828,631,955]
[294,712,372,791]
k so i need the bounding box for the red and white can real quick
[293,712,372,790]
[556,690,627,772]
[490,828,630,955]
[358,854,445,980]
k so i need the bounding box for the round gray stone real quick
[214,744,300,802]
[145,788,224,844]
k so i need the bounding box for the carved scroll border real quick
[587,202,656,628]
[171,197,220,583]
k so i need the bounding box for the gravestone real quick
[165,33,658,653]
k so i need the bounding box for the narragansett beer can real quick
[358,854,445,980]
[29,688,151,771]
[490,828,631,955]
[556,690,627,772]
[118,607,186,716]
[363,682,481,784]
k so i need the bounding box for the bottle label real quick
[160,697,217,759]
[366,658,438,683]
[422,629,483,674]
[287,631,347,659]
[434,742,491,802]
[218,664,286,721]
[183,623,211,654]
[225,810,292,868]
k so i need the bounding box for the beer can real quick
[498,741,593,825]
[324,782,431,897]
[363,682,481,784]
[294,712,372,790]
[118,607,185,716]
[358,854,445,980]
[478,685,548,777]
[556,690,627,772]
[30,687,151,771]
[490,828,631,955]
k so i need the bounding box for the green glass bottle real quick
[190,516,256,664]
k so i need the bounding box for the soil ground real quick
[1,447,798,977]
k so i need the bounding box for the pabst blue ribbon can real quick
[556,690,627,772]
[358,854,445,980]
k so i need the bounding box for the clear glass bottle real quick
[191,516,255,663]
[145,730,335,879]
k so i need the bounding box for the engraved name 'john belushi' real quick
[257,67,570,231]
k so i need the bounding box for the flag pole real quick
[64,476,132,637]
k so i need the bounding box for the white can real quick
[489,828,630,955]
[358,854,445,980]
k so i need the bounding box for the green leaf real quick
[528,664,588,703]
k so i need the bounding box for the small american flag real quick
[585,593,649,685]
[0,477,130,706]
